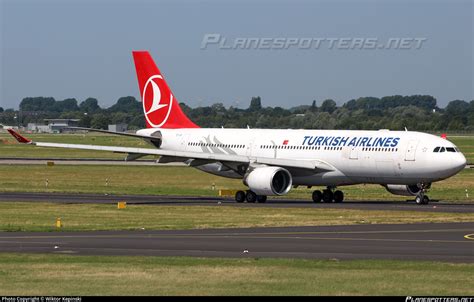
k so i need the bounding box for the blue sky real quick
[1,0,472,109]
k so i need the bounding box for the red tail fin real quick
[7,129,32,144]
[132,51,199,129]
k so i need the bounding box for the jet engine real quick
[244,166,292,196]
[384,184,421,196]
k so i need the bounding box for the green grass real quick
[0,164,471,202]
[0,201,473,232]
[0,254,472,295]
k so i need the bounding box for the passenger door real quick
[405,140,418,161]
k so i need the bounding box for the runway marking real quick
[46,246,373,257]
[215,236,471,244]
[464,233,474,240]
[0,235,472,244]
[0,241,65,244]
[47,246,471,259]
[0,227,472,240]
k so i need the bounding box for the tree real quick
[108,96,141,113]
[445,100,469,116]
[444,100,469,127]
[90,114,110,130]
[80,98,101,113]
[53,98,79,112]
[320,99,337,114]
[4,93,474,132]
[248,96,262,112]
[79,114,91,128]
[211,103,226,113]
[19,97,56,111]
[467,100,474,130]
[0,107,3,113]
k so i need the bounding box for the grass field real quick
[450,135,474,164]
[1,201,473,232]
[0,254,472,295]
[0,164,471,202]
[0,132,473,163]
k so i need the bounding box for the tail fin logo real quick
[142,75,173,128]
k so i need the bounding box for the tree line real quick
[0,95,473,131]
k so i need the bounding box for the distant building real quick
[108,123,128,132]
[27,123,50,133]
[0,124,19,130]
[44,119,80,133]
[26,119,80,133]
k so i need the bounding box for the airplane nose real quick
[451,153,467,172]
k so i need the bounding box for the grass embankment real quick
[0,254,472,295]
[1,202,473,232]
[0,165,471,202]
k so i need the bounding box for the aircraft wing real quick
[7,129,334,172]
[64,127,161,140]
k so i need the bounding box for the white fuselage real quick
[137,128,467,187]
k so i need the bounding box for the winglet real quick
[7,129,32,144]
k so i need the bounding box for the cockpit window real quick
[433,146,459,153]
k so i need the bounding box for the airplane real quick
[7,51,467,205]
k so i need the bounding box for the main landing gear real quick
[235,187,345,204]
[235,190,267,203]
[312,187,344,203]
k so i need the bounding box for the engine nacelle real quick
[384,184,421,196]
[245,167,292,196]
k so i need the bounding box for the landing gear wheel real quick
[257,195,267,203]
[322,190,334,203]
[422,196,430,204]
[246,190,257,203]
[415,194,429,205]
[334,190,344,203]
[235,191,246,203]
[312,190,323,203]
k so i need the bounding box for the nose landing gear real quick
[415,194,430,205]
[415,183,430,205]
